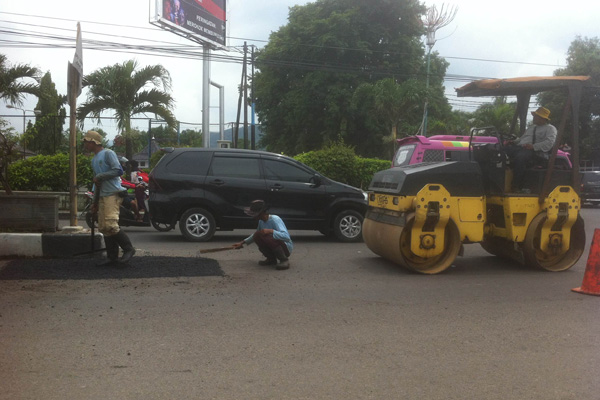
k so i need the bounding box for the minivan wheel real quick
[333,210,363,242]
[179,208,216,242]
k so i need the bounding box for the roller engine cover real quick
[368,161,485,198]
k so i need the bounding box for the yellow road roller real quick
[363,76,591,274]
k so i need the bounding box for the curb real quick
[0,232,105,258]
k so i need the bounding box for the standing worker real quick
[232,200,292,270]
[82,130,136,267]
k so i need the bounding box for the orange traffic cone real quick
[572,228,600,296]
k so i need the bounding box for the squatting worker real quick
[232,200,293,270]
[82,130,135,267]
[505,106,557,191]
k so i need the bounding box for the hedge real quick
[294,143,390,190]
[5,145,391,192]
[7,153,95,191]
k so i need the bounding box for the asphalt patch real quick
[0,256,224,280]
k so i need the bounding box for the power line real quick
[0,11,571,116]
[0,11,567,69]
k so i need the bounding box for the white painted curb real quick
[0,234,43,257]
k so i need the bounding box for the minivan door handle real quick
[208,179,226,186]
[269,183,284,191]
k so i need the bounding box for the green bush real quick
[8,153,94,191]
[150,151,166,170]
[294,143,389,189]
[356,157,391,189]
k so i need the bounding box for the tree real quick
[148,124,178,147]
[113,128,143,155]
[254,0,448,157]
[0,119,19,193]
[470,97,516,136]
[350,78,425,158]
[179,128,203,147]
[429,109,472,136]
[78,60,177,164]
[30,72,67,154]
[0,54,40,194]
[0,54,40,106]
[538,36,600,161]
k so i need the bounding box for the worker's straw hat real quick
[82,130,103,145]
[531,107,551,121]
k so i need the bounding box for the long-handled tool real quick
[198,245,237,254]
[73,183,106,257]
[90,196,97,251]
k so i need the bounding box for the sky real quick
[0,0,598,142]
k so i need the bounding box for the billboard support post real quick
[210,80,224,141]
[202,45,210,148]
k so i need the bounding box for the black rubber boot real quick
[273,247,290,270]
[258,258,277,266]
[97,235,119,267]
[114,230,136,265]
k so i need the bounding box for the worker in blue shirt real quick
[233,200,293,270]
[83,130,135,267]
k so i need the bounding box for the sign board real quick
[67,22,83,104]
[150,0,226,49]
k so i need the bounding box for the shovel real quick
[198,245,237,254]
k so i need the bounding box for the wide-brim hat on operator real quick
[531,107,551,121]
[244,200,269,217]
[82,130,103,145]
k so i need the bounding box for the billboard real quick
[151,0,226,48]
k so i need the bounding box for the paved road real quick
[1,208,600,399]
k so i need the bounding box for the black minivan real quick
[148,148,368,242]
[581,171,600,207]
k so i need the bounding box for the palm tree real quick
[78,60,177,162]
[0,54,40,106]
[0,54,40,194]
[471,97,516,136]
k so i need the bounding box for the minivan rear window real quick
[166,151,211,175]
[263,159,313,182]
[210,156,261,179]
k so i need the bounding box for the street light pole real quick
[420,4,457,137]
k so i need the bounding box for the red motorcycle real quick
[82,180,174,232]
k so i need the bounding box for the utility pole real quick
[235,42,248,149]
[148,118,152,163]
[243,42,248,149]
[251,45,256,150]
